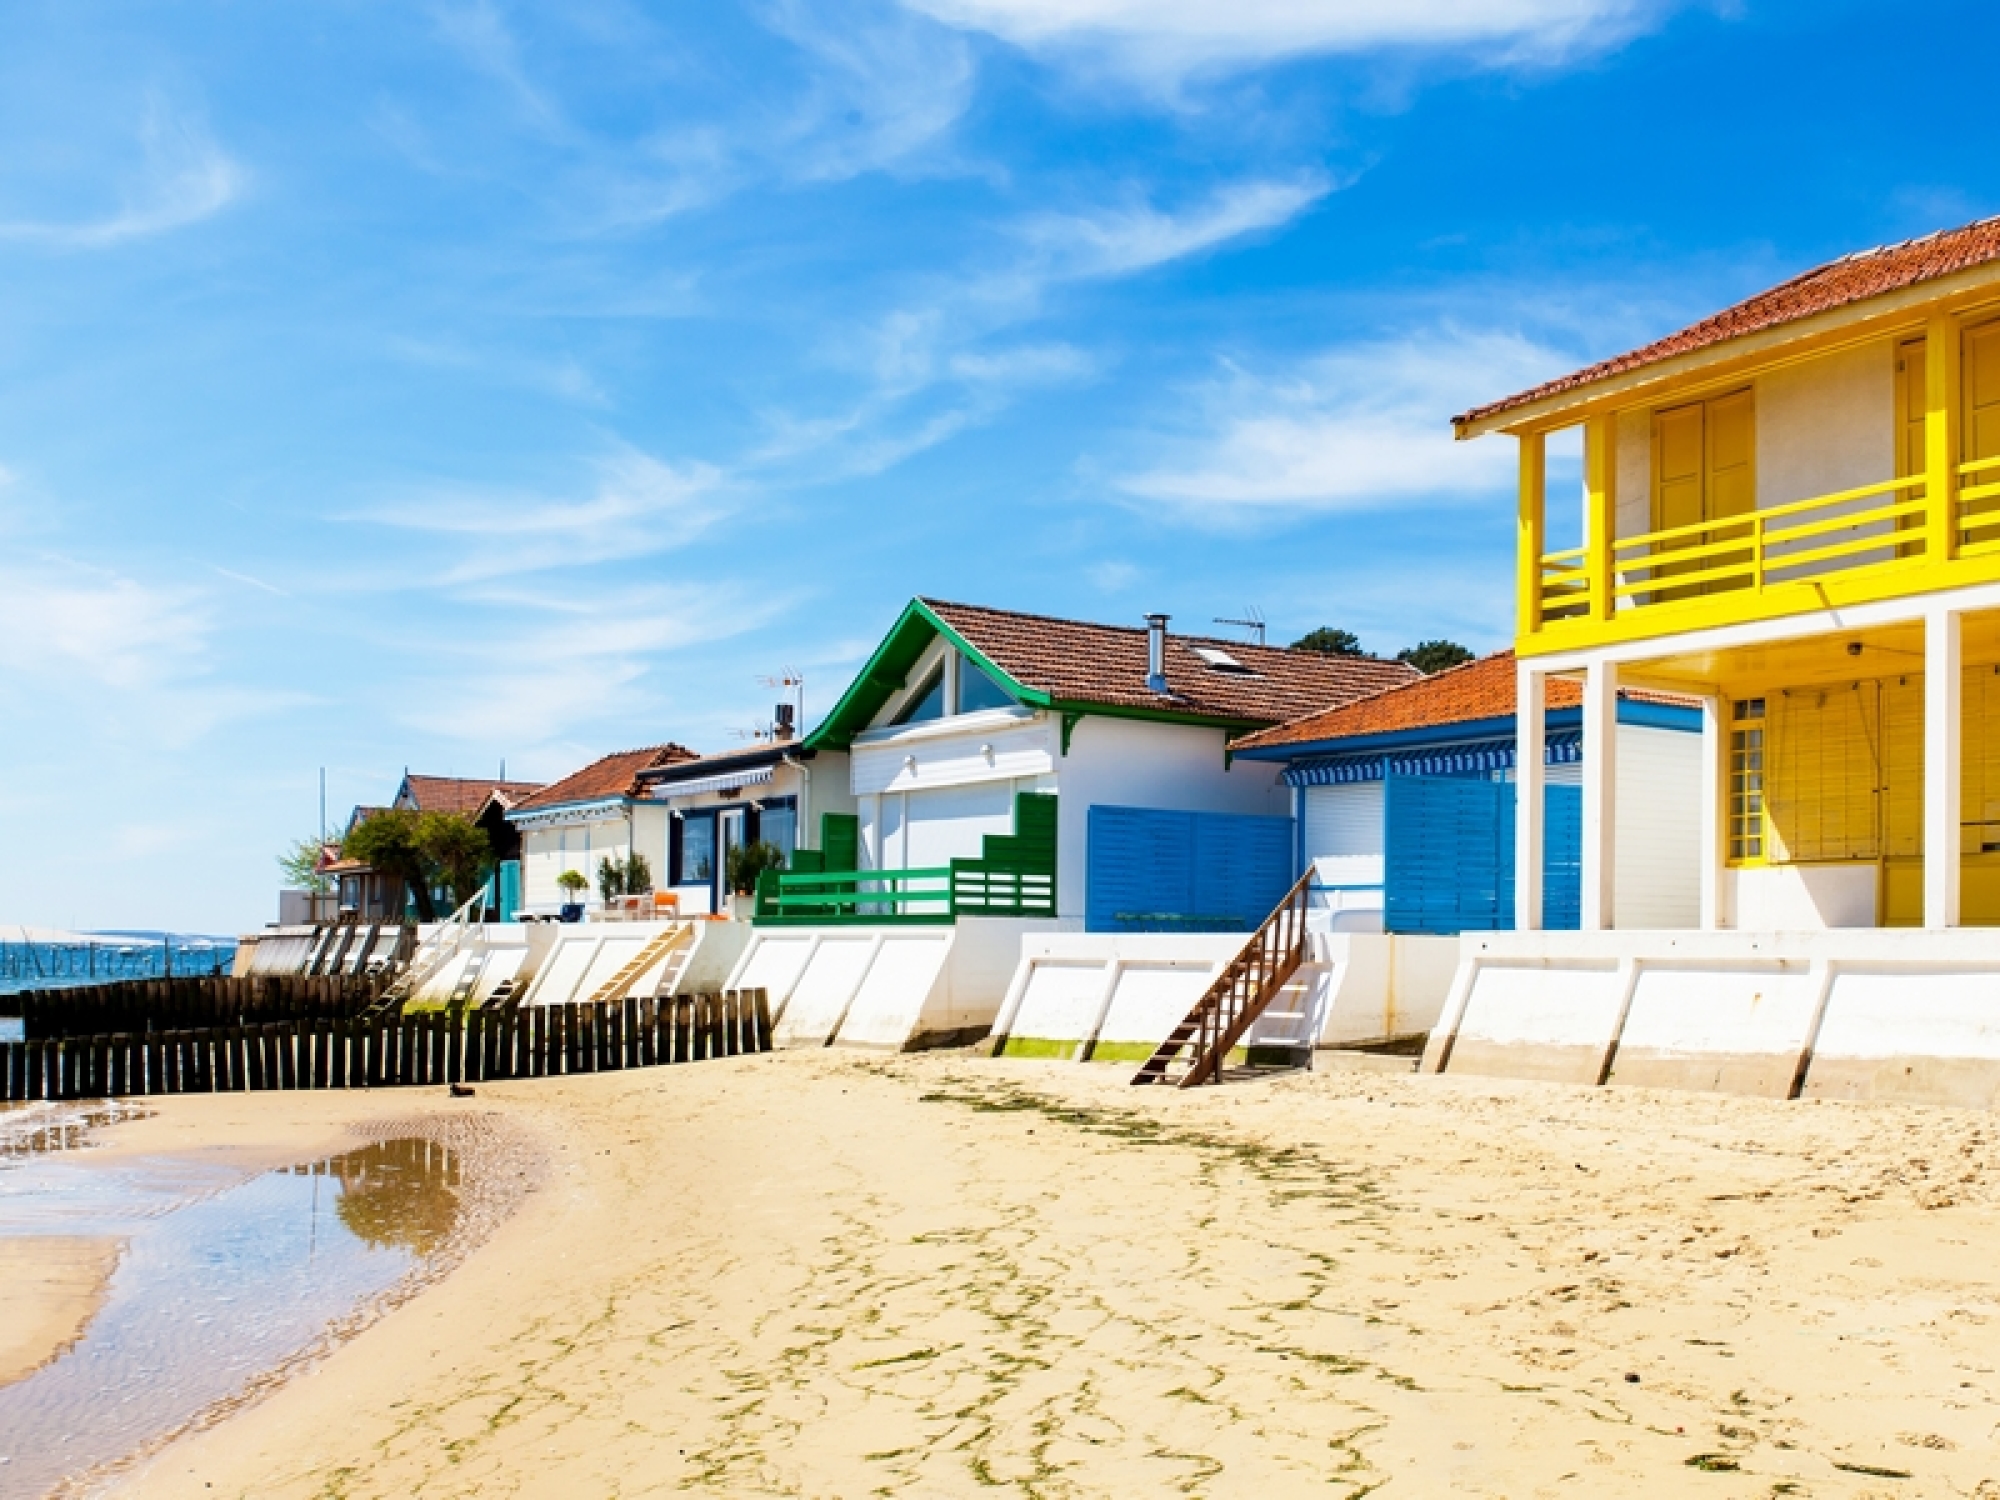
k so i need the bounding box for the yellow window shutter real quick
[1880,675,1925,858]
[1705,389,1756,520]
[1964,320,2000,466]
[1654,402,1704,531]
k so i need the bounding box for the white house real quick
[507,744,695,916]
[727,597,1418,1049]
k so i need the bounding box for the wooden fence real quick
[6,976,383,1041]
[0,989,771,1103]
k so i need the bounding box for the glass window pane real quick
[895,667,946,724]
[955,656,1014,714]
[678,812,716,884]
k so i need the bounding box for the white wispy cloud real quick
[0,98,245,248]
[1113,328,1573,517]
[1011,175,1333,280]
[393,581,787,747]
[754,176,1323,477]
[898,0,1675,81]
[357,444,730,580]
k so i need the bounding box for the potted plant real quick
[555,868,588,922]
[724,841,786,918]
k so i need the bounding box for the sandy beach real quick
[0,1238,120,1389]
[51,1052,1999,1497]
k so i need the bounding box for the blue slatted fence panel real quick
[1191,811,1295,929]
[1085,806,1293,933]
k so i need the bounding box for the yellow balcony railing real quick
[1535,473,1935,633]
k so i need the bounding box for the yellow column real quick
[1925,310,1961,564]
[1584,415,1617,621]
[1517,432,1546,642]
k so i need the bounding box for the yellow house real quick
[1423,215,2000,1105]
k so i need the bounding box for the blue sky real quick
[3,0,1996,931]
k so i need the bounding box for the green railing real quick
[756,793,1057,926]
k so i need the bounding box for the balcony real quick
[1523,452,2000,653]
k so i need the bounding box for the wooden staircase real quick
[1130,871,1314,1089]
[584,923,694,1007]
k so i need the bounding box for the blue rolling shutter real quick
[1542,784,1583,931]
[1385,776,1583,934]
[1085,805,1293,933]
[1385,776,1512,934]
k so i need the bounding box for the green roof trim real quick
[804,599,1050,751]
[803,597,1280,752]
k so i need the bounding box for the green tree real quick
[623,850,653,894]
[1396,639,1476,674]
[340,808,437,922]
[415,812,493,909]
[277,835,331,895]
[597,855,626,905]
[1289,627,1372,657]
[556,868,589,906]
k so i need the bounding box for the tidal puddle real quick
[0,1123,472,1499]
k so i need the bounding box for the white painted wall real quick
[516,804,670,913]
[1755,339,1894,511]
[1055,716,1289,922]
[1727,863,1879,929]
[852,708,1054,795]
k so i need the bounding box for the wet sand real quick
[96,1052,2000,1497]
[0,1238,120,1387]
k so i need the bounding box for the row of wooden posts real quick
[6,975,382,1041]
[0,990,772,1103]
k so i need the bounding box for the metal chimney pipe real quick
[1144,613,1170,694]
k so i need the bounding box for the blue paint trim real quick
[1282,732,1585,788]
[1616,700,1702,732]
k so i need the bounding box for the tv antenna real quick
[1213,607,1265,646]
[758,668,805,730]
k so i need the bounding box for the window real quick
[1729,698,1765,863]
[676,810,716,884]
[955,657,1014,713]
[894,665,946,724]
[759,798,798,862]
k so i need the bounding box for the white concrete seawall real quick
[1423,929,2000,1109]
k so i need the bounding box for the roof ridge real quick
[921,596,1421,660]
[1457,210,2000,428]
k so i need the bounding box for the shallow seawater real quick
[0,1115,467,1499]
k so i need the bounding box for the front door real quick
[718,808,747,906]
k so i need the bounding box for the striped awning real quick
[1282,731,1583,787]
[646,765,776,799]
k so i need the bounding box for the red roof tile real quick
[511,745,698,812]
[923,599,1420,726]
[401,775,546,816]
[1456,213,2000,430]
[1231,652,1696,752]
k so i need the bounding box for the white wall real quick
[1055,716,1290,922]
[1756,339,1894,511]
[516,804,667,911]
[1727,863,1879,929]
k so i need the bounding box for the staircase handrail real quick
[1132,871,1314,1088]
[375,888,489,1013]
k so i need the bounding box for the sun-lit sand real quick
[71,1050,2000,1496]
[0,1237,121,1389]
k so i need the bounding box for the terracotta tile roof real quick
[401,775,546,816]
[1456,213,2000,430]
[1231,651,1697,752]
[511,744,698,812]
[923,599,1420,727]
